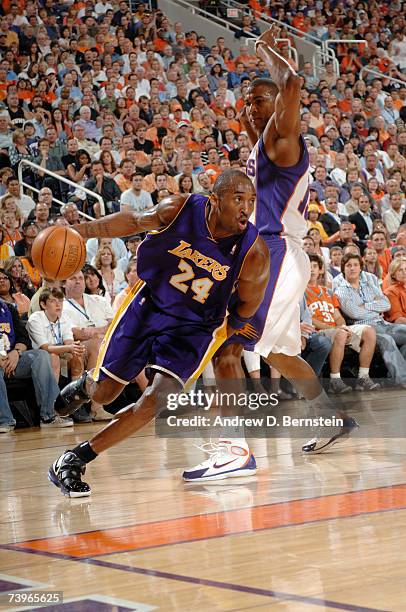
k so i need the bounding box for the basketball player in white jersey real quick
[183,26,358,482]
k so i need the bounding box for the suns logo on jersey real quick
[307,300,335,325]
[168,240,230,281]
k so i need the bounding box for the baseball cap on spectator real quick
[178,121,191,129]
[46,68,56,75]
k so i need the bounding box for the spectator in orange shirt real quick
[142,157,178,194]
[203,148,221,183]
[114,158,135,193]
[384,258,406,323]
[370,230,393,277]
[306,254,378,392]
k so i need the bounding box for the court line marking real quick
[8,485,406,557]
[0,545,388,612]
[4,482,405,546]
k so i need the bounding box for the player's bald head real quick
[250,78,278,98]
[213,169,254,199]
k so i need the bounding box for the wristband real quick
[228,310,253,331]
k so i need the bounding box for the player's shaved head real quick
[213,169,254,199]
[250,78,278,97]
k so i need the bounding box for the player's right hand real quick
[237,107,252,129]
[255,24,281,52]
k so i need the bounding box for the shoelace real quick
[194,440,231,459]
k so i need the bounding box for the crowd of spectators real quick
[0,0,406,431]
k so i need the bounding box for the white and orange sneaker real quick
[183,440,256,482]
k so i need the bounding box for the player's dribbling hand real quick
[255,24,281,53]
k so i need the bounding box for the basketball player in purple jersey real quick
[183,27,358,483]
[47,170,270,496]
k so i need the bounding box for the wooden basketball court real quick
[1,388,405,611]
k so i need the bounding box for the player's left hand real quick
[255,24,281,53]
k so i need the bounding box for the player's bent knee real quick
[93,376,126,404]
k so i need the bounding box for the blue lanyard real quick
[50,320,62,345]
[67,299,91,322]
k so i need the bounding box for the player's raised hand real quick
[237,107,252,130]
[255,24,281,53]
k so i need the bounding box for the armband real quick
[228,309,253,331]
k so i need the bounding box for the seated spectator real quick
[32,201,51,232]
[333,221,361,252]
[384,259,406,324]
[27,288,86,382]
[4,255,35,296]
[2,175,35,219]
[370,230,392,277]
[0,225,15,266]
[349,194,378,244]
[363,247,383,282]
[307,205,329,242]
[307,227,330,264]
[0,266,31,319]
[29,278,62,316]
[299,296,332,377]
[120,172,154,213]
[334,253,406,387]
[94,244,124,303]
[83,264,110,301]
[383,192,405,238]
[115,158,135,193]
[306,254,379,393]
[85,160,122,218]
[113,258,139,313]
[0,291,72,433]
[117,235,141,273]
[86,236,127,265]
[1,210,22,247]
[63,270,113,421]
[61,203,80,226]
[319,198,343,238]
[329,246,343,279]
[142,157,178,194]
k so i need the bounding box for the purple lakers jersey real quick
[246,135,309,243]
[137,194,258,325]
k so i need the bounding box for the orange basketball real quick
[31,226,86,281]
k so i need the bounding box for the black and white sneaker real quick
[54,372,91,417]
[302,416,359,455]
[48,451,91,497]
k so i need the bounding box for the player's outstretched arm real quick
[72,195,189,239]
[227,236,270,337]
[255,25,301,162]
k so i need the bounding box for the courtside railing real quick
[18,159,105,220]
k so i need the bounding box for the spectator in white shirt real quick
[118,235,142,273]
[63,270,113,420]
[120,172,154,213]
[86,236,127,264]
[383,193,406,237]
[27,288,86,382]
[330,153,348,187]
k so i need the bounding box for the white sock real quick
[330,372,341,379]
[358,367,369,378]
